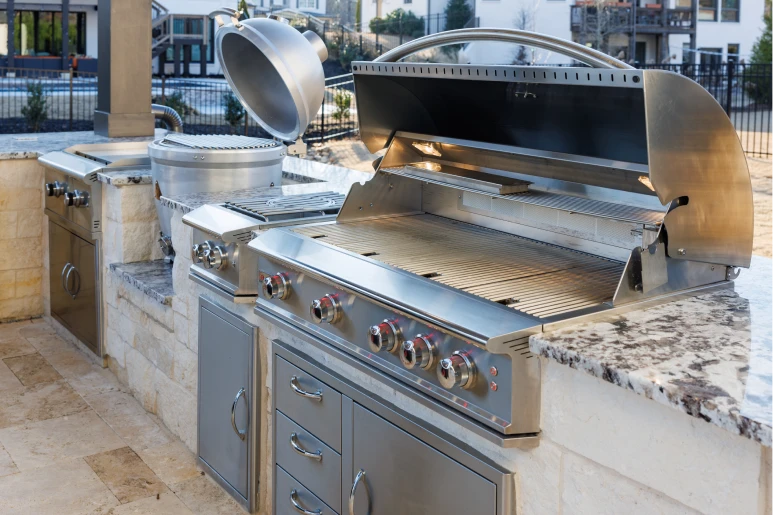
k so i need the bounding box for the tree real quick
[355,0,362,30]
[576,0,628,56]
[223,92,245,134]
[21,82,48,133]
[751,0,771,64]
[445,0,472,31]
[237,0,250,18]
[512,7,534,64]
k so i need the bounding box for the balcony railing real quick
[570,4,694,32]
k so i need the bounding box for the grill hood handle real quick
[374,28,633,70]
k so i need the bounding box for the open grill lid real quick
[351,61,753,269]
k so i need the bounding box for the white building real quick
[458,0,766,65]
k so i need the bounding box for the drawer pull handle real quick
[230,387,247,441]
[290,489,322,514]
[290,433,322,461]
[348,469,370,515]
[290,376,323,402]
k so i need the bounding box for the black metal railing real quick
[0,63,769,157]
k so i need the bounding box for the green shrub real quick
[223,91,245,134]
[332,90,353,121]
[163,91,197,118]
[370,9,424,36]
[444,0,472,31]
[21,82,48,133]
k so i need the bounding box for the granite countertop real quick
[531,255,772,447]
[109,260,174,306]
[161,157,373,214]
[0,130,165,160]
[96,168,153,186]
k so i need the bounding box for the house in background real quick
[458,0,765,65]
[253,0,328,16]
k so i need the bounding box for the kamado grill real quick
[250,30,753,443]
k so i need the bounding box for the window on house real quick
[727,43,739,62]
[699,48,722,66]
[298,0,317,8]
[3,10,87,56]
[698,0,717,20]
[404,0,413,3]
[721,0,739,21]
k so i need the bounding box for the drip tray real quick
[224,191,345,223]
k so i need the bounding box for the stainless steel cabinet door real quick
[349,403,497,515]
[48,220,98,353]
[198,305,253,501]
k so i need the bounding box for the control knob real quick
[262,273,291,300]
[191,241,213,264]
[437,352,476,390]
[45,181,65,197]
[63,190,89,208]
[400,334,436,370]
[310,295,341,324]
[368,320,402,353]
[203,245,228,270]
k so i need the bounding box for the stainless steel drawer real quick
[276,410,341,513]
[275,356,342,452]
[276,465,338,515]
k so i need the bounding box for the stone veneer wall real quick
[0,159,45,321]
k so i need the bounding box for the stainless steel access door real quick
[349,402,497,515]
[48,219,99,354]
[197,298,259,512]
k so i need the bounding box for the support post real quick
[689,0,698,64]
[725,62,734,115]
[183,44,191,77]
[200,45,207,77]
[69,66,74,130]
[94,0,155,137]
[7,0,15,69]
[173,43,182,77]
[62,0,70,71]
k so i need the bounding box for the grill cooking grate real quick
[293,215,625,318]
[225,191,345,222]
[159,134,279,150]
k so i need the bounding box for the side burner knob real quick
[63,190,88,208]
[262,273,291,300]
[203,245,228,270]
[437,352,476,390]
[400,334,436,370]
[45,181,65,197]
[310,294,342,324]
[368,320,402,353]
[191,241,212,264]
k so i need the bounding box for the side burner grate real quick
[225,191,345,223]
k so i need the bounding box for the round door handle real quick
[230,387,248,441]
[61,263,73,295]
[67,265,81,298]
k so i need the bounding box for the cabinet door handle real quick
[348,469,370,515]
[68,265,81,298]
[290,432,322,461]
[290,375,323,402]
[230,387,247,441]
[290,489,322,514]
[61,263,73,294]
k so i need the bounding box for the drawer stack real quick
[274,356,343,515]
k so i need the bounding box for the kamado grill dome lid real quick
[212,12,328,142]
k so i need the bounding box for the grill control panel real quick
[256,255,521,434]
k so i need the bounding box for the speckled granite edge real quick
[109,260,174,306]
[96,169,153,186]
[531,336,772,447]
[529,260,772,448]
[0,151,41,160]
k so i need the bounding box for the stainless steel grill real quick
[225,191,344,222]
[250,54,753,442]
[158,133,279,149]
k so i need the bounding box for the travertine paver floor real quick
[0,318,245,515]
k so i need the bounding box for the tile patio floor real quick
[0,318,245,515]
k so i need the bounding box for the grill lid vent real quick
[159,134,279,150]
